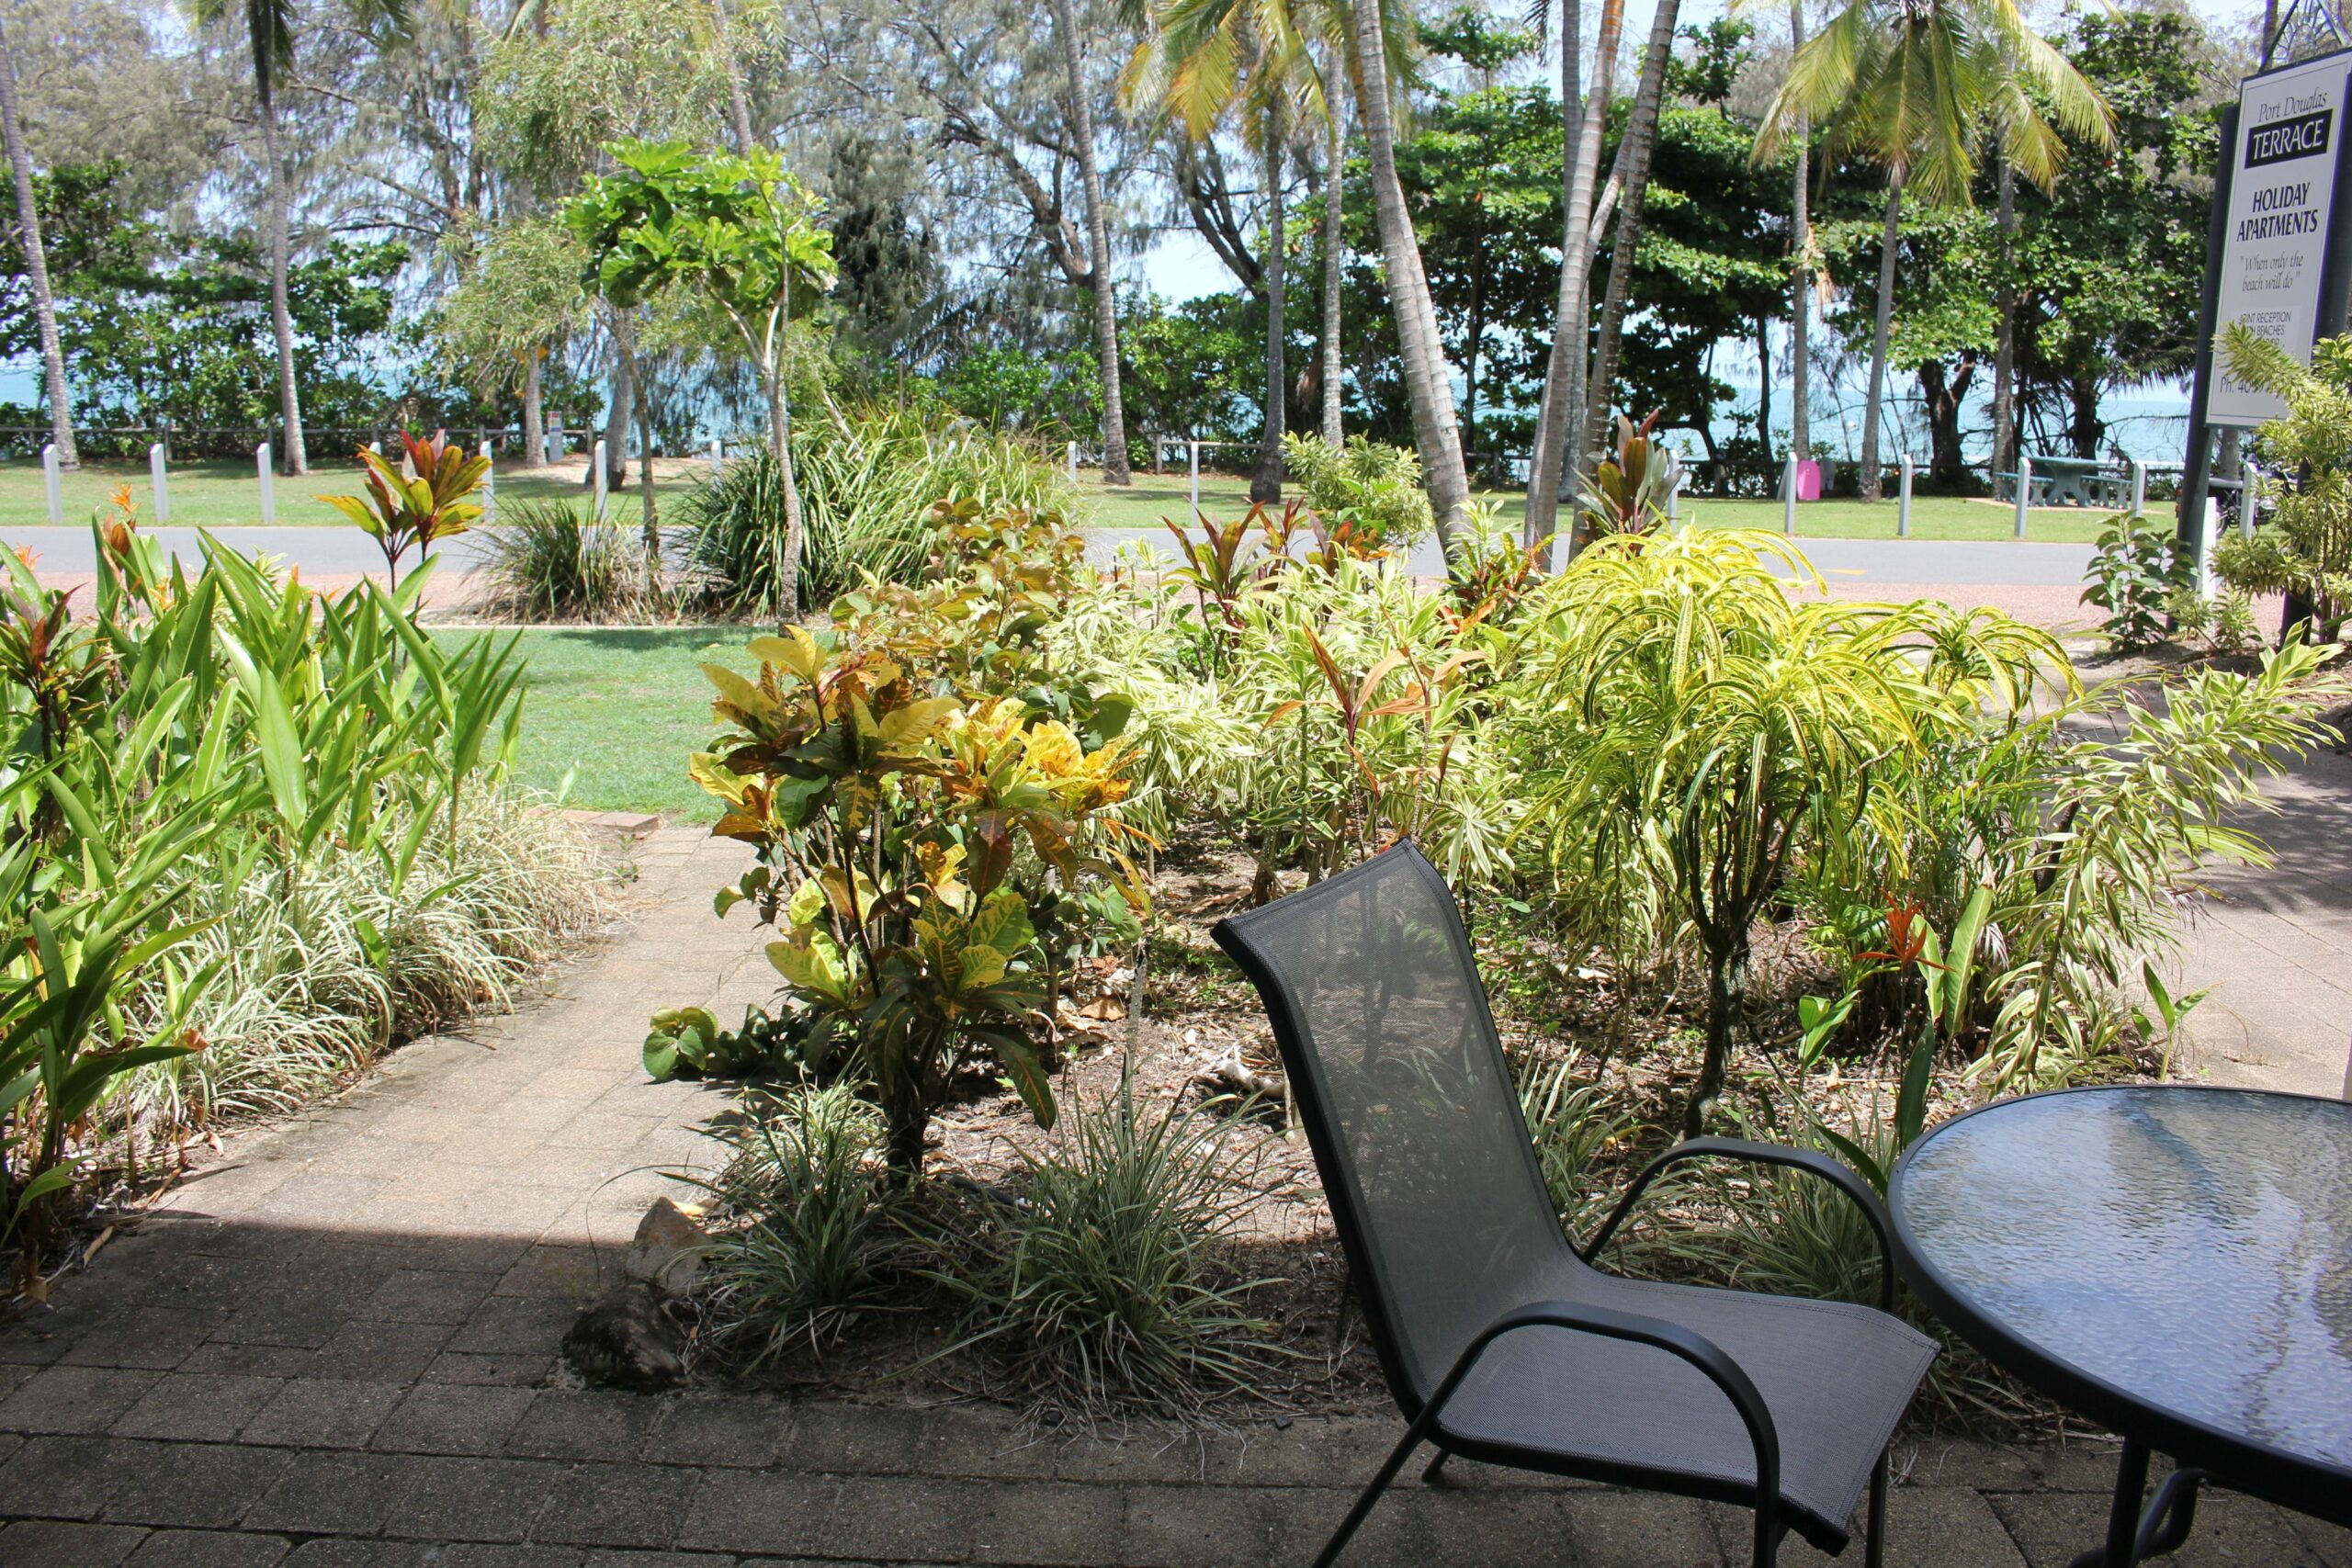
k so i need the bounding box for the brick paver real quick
[0,825,2346,1565]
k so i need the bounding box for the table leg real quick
[2064,1445,2207,1567]
[2104,1439,2151,1566]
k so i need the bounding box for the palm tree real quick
[0,16,74,468]
[1125,0,1337,502]
[1047,0,1133,486]
[1522,0,1623,552]
[1757,0,2110,500]
[1344,0,1467,546]
[1317,74,1345,446]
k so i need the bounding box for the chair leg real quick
[1865,1446,1890,1568]
[1313,1426,1426,1568]
[1420,1450,1450,1485]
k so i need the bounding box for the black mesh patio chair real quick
[1213,842,1938,1567]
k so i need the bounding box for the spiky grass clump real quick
[116,790,608,1135]
[698,1082,904,1367]
[481,500,663,623]
[684,405,1074,615]
[923,1079,1282,1416]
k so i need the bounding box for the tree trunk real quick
[261,88,308,475]
[2069,374,2104,460]
[1577,0,1681,479]
[632,355,660,561]
[710,0,758,152]
[1320,96,1345,447]
[602,314,634,491]
[1788,0,1809,474]
[1524,0,1620,551]
[1860,177,1902,502]
[1253,98,1286,503]
[1919,355,1976,488]
[1991,158,2016,491]
[1757,316,1775,474]
[1049,0,1131,486]
[1684,940,1745,1137]
[767,300,807,617]
[1464,248,1485,464]
[1348,0,1469,549]
[0,20,75,468]
[521,352,545,468]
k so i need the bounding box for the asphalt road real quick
[1,522,2098,589]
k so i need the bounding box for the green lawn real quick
[5,455,629,527]
[446,625,741,818]
[1078,474,2113,544]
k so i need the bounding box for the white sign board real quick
[2210,51,2352,425]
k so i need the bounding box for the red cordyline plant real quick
[318,430,490,592]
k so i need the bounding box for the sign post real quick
[2182,47,2352,546]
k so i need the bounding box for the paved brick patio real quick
[1,826,2346,1567]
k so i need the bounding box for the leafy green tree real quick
[567,140,837,612]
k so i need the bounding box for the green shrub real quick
[1280,433,1436,547]
[700,1082,902,1366]
[2080,510,2188,650]
[2216,323,2352,640]
[673,507,1144,1180]
[684,404,1074,615]
[481,500,661,623]
[921,1078,1279,1415]
[0,502,605,1257]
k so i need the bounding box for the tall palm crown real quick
[1758,0,2112,204]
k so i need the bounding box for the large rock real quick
[624,1196,709,1298]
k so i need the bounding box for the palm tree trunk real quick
[1253,97,1285,502]
[1757,315,1774,473]
[261,88,308,476]
[1523,0,1620,551]
[521,352,545,468]
[1320,96,1344,448]
[1860,176,1901,502]
[1521,0,1579,550]
[1577,0,1680,478]
[1991,157,2017,491]
[0,20,74,468]
[1049,0,1131,486]
[1348,0,1468,548]
[1787,0,1808,474]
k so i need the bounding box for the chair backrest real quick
[1214,841,1578,1412]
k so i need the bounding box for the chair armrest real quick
[1578,1135,1899,1310]
[1413,1299,1781,1550]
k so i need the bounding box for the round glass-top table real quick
[1888,1086,2352,1567]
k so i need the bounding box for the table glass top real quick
[1895,1088,2352,1467]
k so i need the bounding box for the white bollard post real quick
[40,443,62,524]
[2130,459,2148,519]
[1898,454,1914,538]
[149,442,171,525]
[708,437,722,479]
[592,439,608,521]
[1782,456,1798,535]
[256,442,277,525]
[2198,495,2221,597]
[480,438,495,522]
[1189,439,1201,518]
[2014,453,2032,539]
[1068,440,1079,483]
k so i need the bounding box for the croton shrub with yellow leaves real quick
[648,541,1148,1180]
